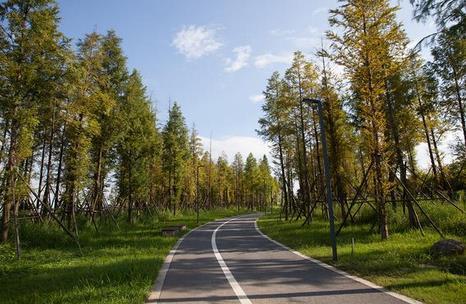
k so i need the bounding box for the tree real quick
[117,70,158,223]
[187,125,203,209]
[410,0,464,34]
[243,153,258,210]
[89,30,128,219]
[162,102,189,215]
[232,152,244,211]
[327,0,409,239]
[284,52,319,216]
[257,71,294,219]
[429,30,465,146]
[317,51,354,220]
[0,0,70,242]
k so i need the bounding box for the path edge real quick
[145,221,209,303]
[254,219,423,304]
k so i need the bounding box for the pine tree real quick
[117,70,158,223]
[410,0,464,34]
[284,52,319,216]
[89,30,128,218]
[232,152,244,211]
[258,71,294,219]
[184,125,202,209]
[0,0,70,242]
[317,51,354,220]
[429,30,465,146]
[162,102,189,215]
[243,153,258,210]
[328,0,409,239]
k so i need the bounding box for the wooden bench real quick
[161,224,187,236]
[161,227,179,236]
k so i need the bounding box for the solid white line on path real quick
[146,221,212,303]
[253,220,423,304]
[212,218,252,304]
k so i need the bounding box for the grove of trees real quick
[258,0,465,240]
[0,0,278,256]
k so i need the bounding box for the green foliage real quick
[162,102,190,214]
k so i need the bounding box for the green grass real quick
[258,203,466,304]
[0,208,245,304]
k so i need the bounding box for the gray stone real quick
[430,239,465,257]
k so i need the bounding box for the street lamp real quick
[302,98,338,261]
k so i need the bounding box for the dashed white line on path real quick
[211,218,252,304]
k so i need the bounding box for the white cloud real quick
[199,136,271,162]
[172,25,222,59]
[254,53,293,68]
[249,94,265,104]
[225,45,252,72]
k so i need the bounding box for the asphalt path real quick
[146,214,420,304]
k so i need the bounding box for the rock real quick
[430,239,465,257]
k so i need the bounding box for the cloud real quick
[249,94,265,104]
[225,45,252,72]
[199,136,271,162]
[254,53,293,68]
[172,25,222,59]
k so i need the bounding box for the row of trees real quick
[258,0,464,239]
[0,0,278,249]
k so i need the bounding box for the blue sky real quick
[57,0,441,165]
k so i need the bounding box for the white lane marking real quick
[212,218,252,304]
[253,220,423,304]
[146,221,213,303]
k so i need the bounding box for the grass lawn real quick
[258,203,466,304]
[0,208,244,304]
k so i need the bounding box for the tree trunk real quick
[37,136,47,210]
[1,118,19,243]
[42,109,56,213]
[385,81,417,227]
[414,78,439,185]
[54,125,66,209]
[450,55,466,145]
[277,132,289,221]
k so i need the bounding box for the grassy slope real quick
[258,204,466,304]
[0,208,243,304]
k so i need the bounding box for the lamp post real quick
[302,98,338,261]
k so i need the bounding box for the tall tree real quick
[162,102,189,215]
[243,153,258,210]
[0,0,70,241]
[429,30,465,146]
[117,70,158,223]
[327,0,409,239]
[232,152,244,211]
[89,30,128,218]
[258,72,294,219]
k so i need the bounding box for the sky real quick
[56,0,450,168]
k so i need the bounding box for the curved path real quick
[146,214,421,304]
